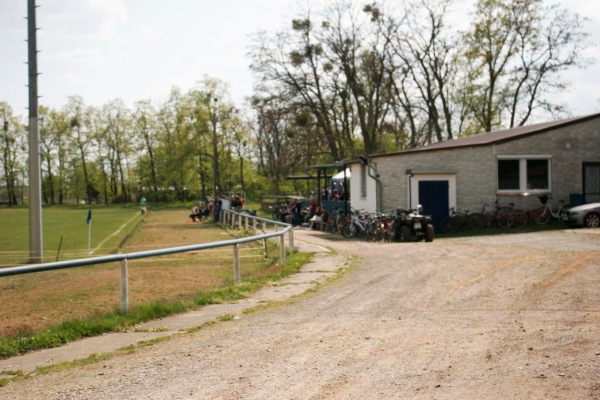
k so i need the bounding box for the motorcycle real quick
[394,205,435,242]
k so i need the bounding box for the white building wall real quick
[349,163,378,213]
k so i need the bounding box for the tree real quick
[0,103,24,205]
[155,88,197,201]
[134,100,160,202]
[463,0,591,131]
[321,1,396,154]
[65,96,97,203]
[39,106,70,204]
[250,94,309,193]
[101,99,135,203]
[380,0,461,144]
[249,12,349,161]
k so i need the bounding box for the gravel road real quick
[1,228,599,399]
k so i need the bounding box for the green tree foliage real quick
[0,103,25,205]
[0,0,593,204]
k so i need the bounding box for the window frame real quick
[496,155,552,195]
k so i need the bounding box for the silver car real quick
[562,202,600,227]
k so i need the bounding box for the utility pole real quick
[28,0,43,263]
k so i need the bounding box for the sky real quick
[1,0,599,120]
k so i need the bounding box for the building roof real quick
[368,113,600,158]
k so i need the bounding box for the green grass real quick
[0,203,312,364]
[0,206,142,265]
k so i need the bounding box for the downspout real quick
[406,169,413,209]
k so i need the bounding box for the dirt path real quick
[2,229,599,399]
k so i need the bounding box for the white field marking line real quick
[91,213,141,255]
[295,240,332,253]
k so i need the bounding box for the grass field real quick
[0,207,297,348]
[0,206,143,266]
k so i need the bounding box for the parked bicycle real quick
[531,195,567,224]
[483,200,514,229]
[440,207,480,233]
[324,209,346,233]
[340,209,379,241]
[506,202,529,227]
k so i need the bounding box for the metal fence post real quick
[288,228,294,254]
[280,234,285,264]
[120,259,129,313]
[263,238,268,258]
[233,243,240,283]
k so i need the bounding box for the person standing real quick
[140,196,147,214]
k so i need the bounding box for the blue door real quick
[418,180,449,232]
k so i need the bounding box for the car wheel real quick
[584,212,600,228]
[425,224,435,242]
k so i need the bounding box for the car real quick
[562,202,600,228]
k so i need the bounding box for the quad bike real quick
[394,206,435,242]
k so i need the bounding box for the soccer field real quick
[0,207,142,266]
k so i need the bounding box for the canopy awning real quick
[331,168,350,181]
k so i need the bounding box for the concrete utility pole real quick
[28,0,43,263]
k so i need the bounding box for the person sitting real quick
[189,202,204,222]
[306,206,326,230]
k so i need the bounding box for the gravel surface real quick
[1,228,599,399]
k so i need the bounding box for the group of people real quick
[189,201,211,222]
[277,198,304,226]
[190,195,251,222]
[275,195,329,230]
[321,181,347,202]
[229,194,244,212]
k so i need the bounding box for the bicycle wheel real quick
[532,207,550,225]
[341,222,358,238]
[481,212,495,228]
[512,209,528,227]
[496,209,513,228]
[440,216,455,233]
[468,213,485,229]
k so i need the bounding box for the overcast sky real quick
[1,0,599,120]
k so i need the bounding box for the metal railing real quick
[0,209,294,312]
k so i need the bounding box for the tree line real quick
[0,0,593,206]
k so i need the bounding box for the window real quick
[497,157,551,194]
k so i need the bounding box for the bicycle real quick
[488,200,528,228]
[531,195,567,225]
[506,202,529,227]
[468,202,491,229]
[483,200,514,229]
[341,209,377,240]
[324,209,346,233]
[440,207,479,233]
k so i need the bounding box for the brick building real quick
[347,113,600,229]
